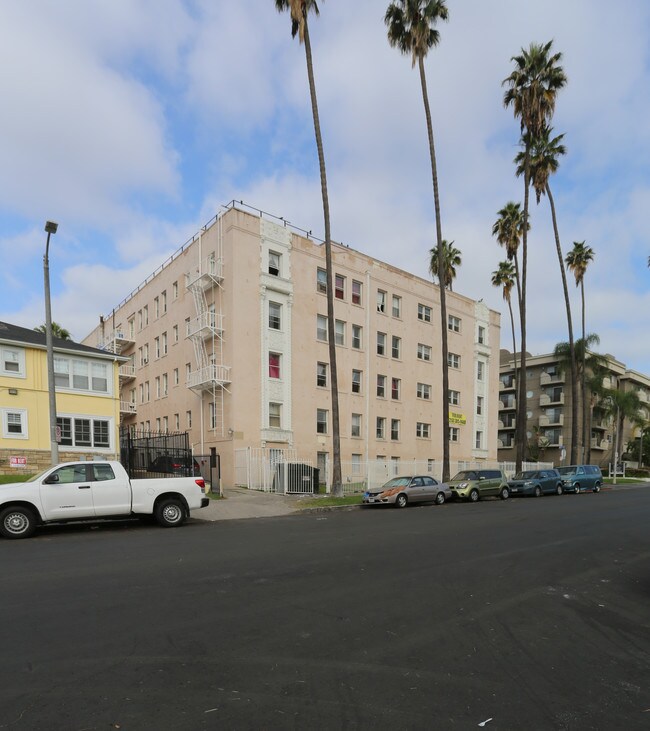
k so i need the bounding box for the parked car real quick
[557,465,603,493]
[0,460,209,539]
[507,469,563,497]
[448,469,509,502]
[363,475,451,508]
[149,455,201,477]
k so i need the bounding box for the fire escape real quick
[185,218,231,437]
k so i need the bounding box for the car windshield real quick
[382,477,411,488]
[557,467,577,476]
[514,471,537,479]
[451,471,478,481]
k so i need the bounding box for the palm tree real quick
[566,240,595,461]
[503,40,567,471]
[584,357,608,464]
[429,240,461,291]
[385,0,451,480]
[34,322,72,340]
[275,0,342,495]
[491,261,518,376]
[516,126,579,464]
[602,388,642,484]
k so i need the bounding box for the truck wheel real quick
[154,498,186,528]
[0,505,37,539]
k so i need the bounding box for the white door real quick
[39,464,95,520]
[317,452,328,492]
[89,463,132,516]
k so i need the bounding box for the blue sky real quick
[1,1,649,372]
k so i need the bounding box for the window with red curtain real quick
[269,352,281,379]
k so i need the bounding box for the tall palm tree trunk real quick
[507,298,517,380]
[580,279,588,461]
[303,19,342,495]
[418,56,450,482]
[517,153,531,471]
[546,184,578,464]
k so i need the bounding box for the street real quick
[1,488,649,730]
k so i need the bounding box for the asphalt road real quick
[1,488,649,730]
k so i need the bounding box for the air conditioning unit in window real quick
[142,358,148,365]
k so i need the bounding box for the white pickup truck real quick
[0,460,210,539]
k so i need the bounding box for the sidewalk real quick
[190,487,302,522]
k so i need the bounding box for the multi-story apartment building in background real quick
[0,321,125,474]
[84,203,501,488]
[498,350,650,467]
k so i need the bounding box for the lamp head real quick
[45,221,58,234]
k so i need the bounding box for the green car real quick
[448,469,510,502]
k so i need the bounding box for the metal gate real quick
[235,448,316,494]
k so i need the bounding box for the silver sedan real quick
[363,475,452,508]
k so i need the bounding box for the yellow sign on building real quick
[449,411,467,425]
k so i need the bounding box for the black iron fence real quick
[120,428,196,479]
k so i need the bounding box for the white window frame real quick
[352,324,362,349]
[449,390,461,406]
[417,383,431,400]
[417,343,431,361]
[448,353,461,369]
[351,413,361,438]
[1,346,26,378]
[317,315,328,342]
[392,295,401,318]
[335,320,346,346]
[269,251,281,277]
[1,408,28,439]
[418,304,432,323]
[448,315,461,333]
[416,422,430,439]
[449,427,460,442]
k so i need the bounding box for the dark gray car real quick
[508,469,563,497]
[557,465,603,493]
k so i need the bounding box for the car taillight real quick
[195,478,206,493]
[171,463,182,469]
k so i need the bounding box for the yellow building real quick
[0,321,125,475]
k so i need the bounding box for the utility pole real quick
[43,220,59,465]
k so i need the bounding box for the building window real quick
[392,295,401,318]
[417,422,430,439]
[144,381,150,402]
[478,326,486,344]
[352,324,362,349]
[477,361,484,380]
[335,274,345,300]
[187,410,192,428]
[390,419,400,441]
[377,332,386,356]
[418,304,432,322]
[143,305,149,326]
[377,290,386,314]
[448,353,461,369]
[352,454,362,474]
[162,332,167,355]
[269,352,281,379]
[185,363,191,382]
[268,251,281,276]
[155,418,161,432]
[162,373,168,397]
[317,362,328,388]
[448,315,461,332]
[161,290,167,314]
[269,402,282,429]
[449,427,460,442]
[317,268,327,293]
[391,336,401,359]
[335,320,345,346]
[352,280,362,305]
[174,414,180,430]
[155,377,161,399]
[155,337,160,359]
[449,389,460,405]
[56,416,110,449]
[475,431,483,449]
[173,325,179,343]
[209,403,216,430]
[53,357,109,394]
[417,343,431,361]
[138,310,142,330]
[173,368,179,386]
[351,413,361,438]
[154,296,159,319]
[269,302,282,330]
[1,346,25,377]
[417,382,431,400]
[352,369,362,394]
[377,374,386,398]
[391,378,401,400]
[477,396,484,415]
[317,408,328,434]
[376,417,386,439]
[2,409,27,438]
[172,281,178,299]
[317,315,328,342]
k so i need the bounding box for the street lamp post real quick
[43,220,59,465]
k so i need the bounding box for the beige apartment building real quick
[498,350,650,467]
[84,204,501,488]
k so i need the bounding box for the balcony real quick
[186,312,224,340]
[636,389,649,404]
[187,364,231,391]
[499,399,517,411]
[497,438,514,449]
[98,330,135,354]
[119,360,136,381]
[601,376,616,390]
[540,371,565,385]
[187,255,223,290]
[498,418,516,430]
[546,434,564,447]
[499,377,517,391]
[540,392,564,406]
[591,438,607,450]
[539,413,564,427]
[120,400,137,415]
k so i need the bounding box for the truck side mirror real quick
[44,474,59,484]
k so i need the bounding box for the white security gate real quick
[235,448,315,494]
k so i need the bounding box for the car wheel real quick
[395,493,408,509]
[0,505,37,539]
[534,485,542,498]
[435,491,446,505]
[556,484,563,495]
[593,482,601,493]
[154,498,186,527]
[574,484,580,494]
[469,488,480,503]
[499,486,509,500]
